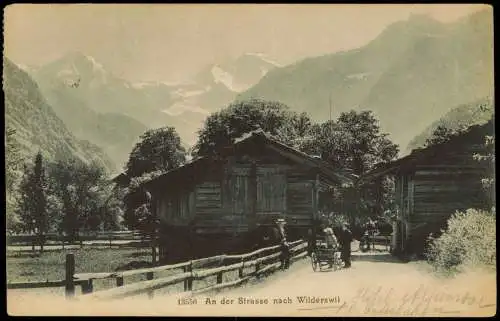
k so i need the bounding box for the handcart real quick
[310,237,343,271]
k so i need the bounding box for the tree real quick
[193,98,314,156]
[473,111,495,209]
[123,127,186,234]
[48,157,112,241]
[125,127,186,178]
[122,171,163,232]
[425,125,460,147]
[301,110,399,220]
[16,152,48,251]
[33,153,48,250]
[302,111,399,176]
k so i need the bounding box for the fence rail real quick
[6,230,146,249]
[7,239,308,301]
[7,231,143,242]
[80,240,307,301]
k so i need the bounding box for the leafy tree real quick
[16,152,48,251]
[125,127,186,178]
[16,165,35,233]
[472,106,495,209]
[122,170,164,231]
[100,186,125,231]
[302,110,399,220]
[425,125,460,147]
[193,98,314,156]
[48,157,112,241]
[302,111,399,176]
[123,126,186,234]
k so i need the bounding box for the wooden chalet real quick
[142,130,356,262]
[358,120,494,256]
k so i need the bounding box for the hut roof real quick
[357,119,494,185]
[142,129,357,190]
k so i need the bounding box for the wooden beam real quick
[250,161,258,229]
[7,280,65,289]
[312,172,319,220]
[81,272,192,301]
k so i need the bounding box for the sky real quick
[4,4,487,83]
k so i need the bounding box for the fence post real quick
[216,271,223,284]
[152,246,157,265]
[109,233,112,248]
[81,279,94,294]
[146,272,154,299]
[65,253,75,299]
[184,261,193,291]
[255,254,261,276]
[238,259,244,279]
[187,261,193,291]
[116,276,124,287]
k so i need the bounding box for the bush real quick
[426,208,496,273]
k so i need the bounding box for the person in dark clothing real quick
[273,218,290,270]
[366,218,378,250]
[307,228,316,256]
[340,223,353,268]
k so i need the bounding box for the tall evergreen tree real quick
[33,152,48,251]
[16,152,48,252]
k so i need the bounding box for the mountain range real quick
[24,52,278,169]
[3,57,115,172]
[406,96,494,152]
[237,10,494,154]
[7,9,493,173]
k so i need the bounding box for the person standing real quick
[274,218,290,270]
[366,217,377,250]
[340,223,353,268]
[307,228,315,256]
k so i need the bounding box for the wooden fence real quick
[7,230,144,248]
[7,240,308,300]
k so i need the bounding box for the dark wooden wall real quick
[153,146,330,260]
[394,141,491,255]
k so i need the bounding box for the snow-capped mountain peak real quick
[30,50,281,148]
[243,52,282,67]
[211,65,241,92]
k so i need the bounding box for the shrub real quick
[426,208,496,273]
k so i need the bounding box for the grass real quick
[6,247,258,298]
[7,245,307,299]
[7,247,155,283]
[6,246,164,297]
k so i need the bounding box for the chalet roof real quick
[357,120,494,185]
[111,172,129,185]
[142,129,357,189]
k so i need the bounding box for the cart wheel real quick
[311,253,318,271]
[359,241,369,253]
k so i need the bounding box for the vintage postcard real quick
[4,3,495,317]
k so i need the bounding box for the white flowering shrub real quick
[426,208,496,272]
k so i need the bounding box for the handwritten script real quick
[298,284,495,316]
